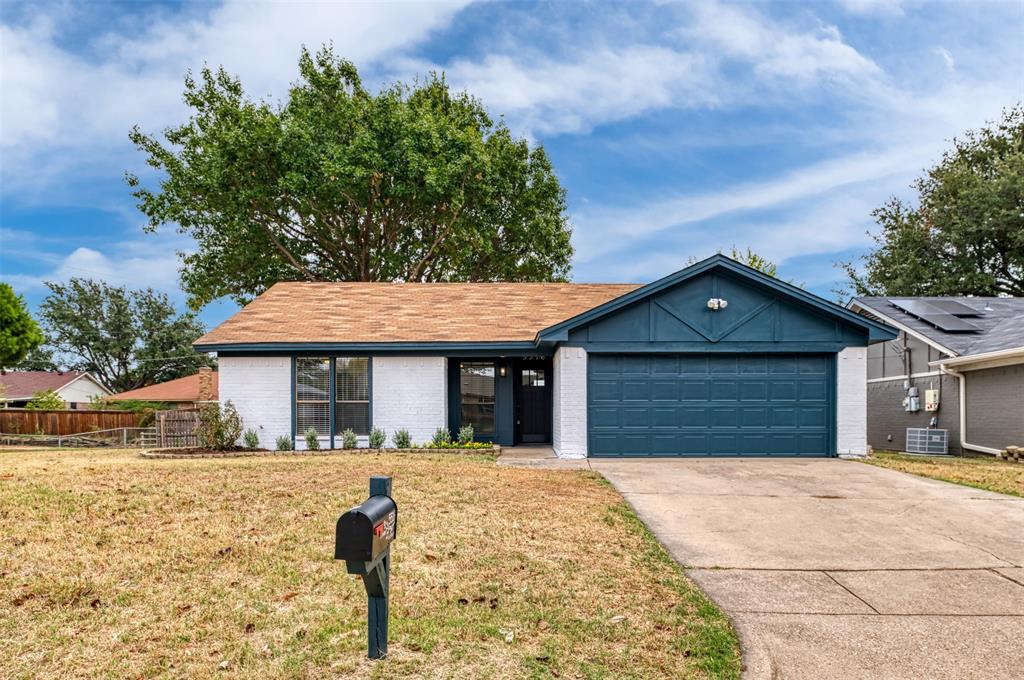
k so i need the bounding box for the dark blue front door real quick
[588,353,834,457]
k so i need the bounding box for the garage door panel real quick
[711,381,738,401]
[588,353,833,457]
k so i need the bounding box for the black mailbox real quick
[334,476,397,660]
[335,494,397,564]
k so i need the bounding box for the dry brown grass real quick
[863,451,1024,497]
[0,448,739,679]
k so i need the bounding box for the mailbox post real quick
[335,475,397,659]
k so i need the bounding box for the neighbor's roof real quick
[107,372,218,403]
[195,282,642,347]
[851,297,1024,356]
[0,371,91,400]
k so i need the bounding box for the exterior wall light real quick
[499,365,507,377]
[706,298,729,310]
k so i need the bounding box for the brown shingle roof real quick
[195,282,642,346]
[108,372,218,403]
[0,371,89,400]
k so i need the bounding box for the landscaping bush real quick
[369,427,386,449]
[24,390,64,410]
[196,401,244,450]
[275,435,292,451]
[341,428,358,449]
[392,428,411,449]
[431,426,452,447]
[242,429,260,449]
[304,428,320,450]
[457,424,474,445]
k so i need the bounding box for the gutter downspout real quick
[938,364,1002,456]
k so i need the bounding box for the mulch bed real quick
[140,445,499,459]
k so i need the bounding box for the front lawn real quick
[0,447,740,679]
[862,450,1024,497]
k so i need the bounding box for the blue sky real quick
[2,0,1022,330]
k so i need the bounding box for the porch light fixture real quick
[499,365,507,377]
[707,298,728,310]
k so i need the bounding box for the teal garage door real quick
[588,354,834,457]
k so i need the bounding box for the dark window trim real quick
[291,355,373,447]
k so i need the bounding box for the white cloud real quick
[685,1,880,83]
[838,0,907,17]
[0,1,470,182]
[400,47,717,136]
[934,46,956,72]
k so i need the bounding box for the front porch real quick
[447,356,553,447]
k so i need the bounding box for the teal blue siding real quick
[566,269,869,351]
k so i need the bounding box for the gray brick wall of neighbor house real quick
[867,375,962,454]
[964,365,1024,450]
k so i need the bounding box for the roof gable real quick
[0,371,94,400]
[538,255,896,344]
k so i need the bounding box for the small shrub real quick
[305,428,320,451]
[369,427,386,449]
[197,401,244,450]
[242,429,260,449]
[431,427,452,447]
[275,435,293,451]
[341,428,358,449]
[392,428,411,449]
[25,390,64,410]
[457,424,474,445]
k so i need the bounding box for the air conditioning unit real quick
[906,428,948,455]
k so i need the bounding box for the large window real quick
[335,357,369,435]
[460,362,495,435]
[295,357,370,438]
[295,358,330,436]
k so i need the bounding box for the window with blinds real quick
[335,357,369,435]
[295,358,330,436]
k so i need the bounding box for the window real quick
[521,368,545,387]
[460,362,495,435]
[296,358,330,436]
[335,357,369,435]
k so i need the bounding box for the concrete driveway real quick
[591,458,1024,679]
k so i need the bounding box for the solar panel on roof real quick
[927,300,982,316]
[888,299,982,332]
[919,313,982,332]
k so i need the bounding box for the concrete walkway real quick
[590,458,1024,680]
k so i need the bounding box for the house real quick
[0,371,111,408]
[848,296,1024,456]
[106,367,218,409]
[194,255,895,457]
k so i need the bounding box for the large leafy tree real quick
[38,278,211,392]
[128,46,573,310]
[842,106,1024,297]
[0,283,45,370]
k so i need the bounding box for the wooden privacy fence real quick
[156,409,201,448]
[0,408,141,436]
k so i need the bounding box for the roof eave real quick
[930,346,1024,371]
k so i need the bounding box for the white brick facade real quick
[552,346,588,458]
[218,356,291,449]
[836,346,868,456]
[372,356,447,446]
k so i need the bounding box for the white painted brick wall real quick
[372,357,447,446]
[553,346,588,458]
[837,346,868,456]
[218,356,291,449]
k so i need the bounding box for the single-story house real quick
[106,367,218,409]
[848,296,1024,456]
[0,370,111,409]
[195,255,895,457]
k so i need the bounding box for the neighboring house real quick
[195,255,895,457]
[848,297,1024,456]
[106,367,218,409]
[0,371,111,408]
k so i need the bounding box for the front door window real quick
[460,362,495,435]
